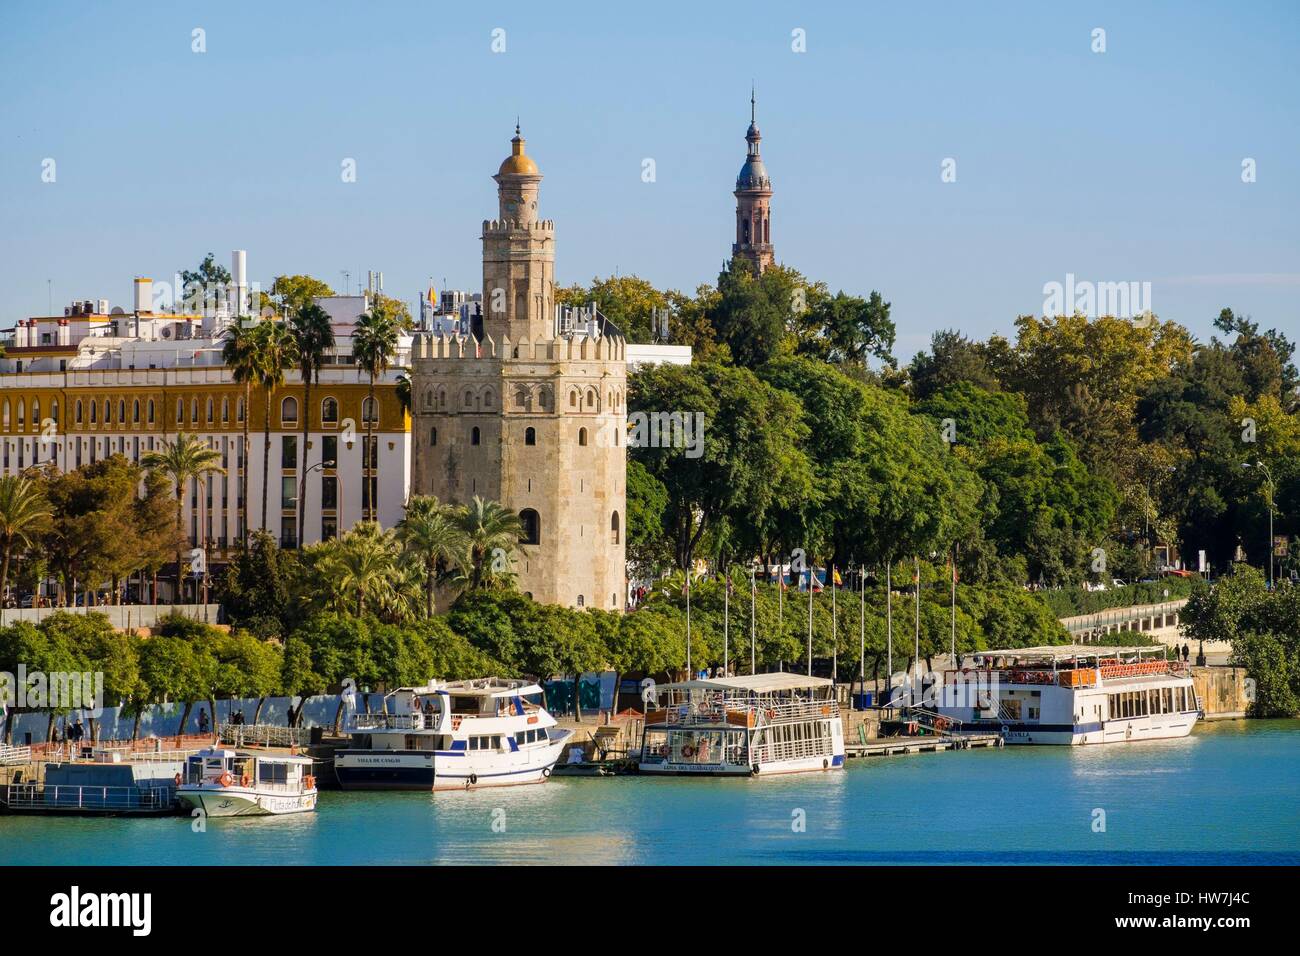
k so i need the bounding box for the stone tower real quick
[732,90,774,273]
[410,128,628,611]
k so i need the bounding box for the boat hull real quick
[950,712,1199,745]
[176,786,317,817]
[335,734,570,791]
[638,753,845,777]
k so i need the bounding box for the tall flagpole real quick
[831,563,838,683]
[685,569,692,677]
[750,566,756,676]
[806,558,814,677]
[777,559,784,664]
[885,561,893,705]
[950,545,957,663]
[859,564,866,705]
[723,569,730,677]
[913,556,921,701]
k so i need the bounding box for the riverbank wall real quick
[1192,665,1249,720]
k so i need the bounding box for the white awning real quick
[968,644,1160,661]
[658,674,833,693]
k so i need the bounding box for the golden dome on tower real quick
[497,124,540,176]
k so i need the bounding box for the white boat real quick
[176,747,318,816]
[930,644,1201,745]
[334,678,573,791]
[638,674,845,777]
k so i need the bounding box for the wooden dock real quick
[844,733,1004,758]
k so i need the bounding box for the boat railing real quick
[349,712,431,732]
[1099,660,1177,680]
[0,744,33,766]
[220,723,311,748]
[648,697,839,727]
[1,782,174,812]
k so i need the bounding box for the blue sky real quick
[2,1,1297,360]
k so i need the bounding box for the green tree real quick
[0,475,52,617]
[141,434,225,603]
[396,496,459,617]
[221,320,261,544]
[453,497,523,590]
[289,302,335,546]
[254,321,297,533]
[270,275,334,312]
[352,304,402,520]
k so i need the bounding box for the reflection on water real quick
[3,721,1297,865]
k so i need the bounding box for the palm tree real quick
[396,495,459,617]
[254,321,297,536]
[454,496,523,590]
[351,305,401,522]
[221,319,261,547]
[289,302,334,547]
[142,433,225,603]
[0,475,52,620]
[316,521,401,617]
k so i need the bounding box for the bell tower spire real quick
[732,91,774,273]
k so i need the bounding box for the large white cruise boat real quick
[929,644,1201,745]
[335,678,572,791]
[639,674,845,777]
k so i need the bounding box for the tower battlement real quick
[411,331,625,363]
[482,218,555,235]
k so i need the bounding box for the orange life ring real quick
[218,771,234,787]
[766,709,775,720]
[240,773,251,788]
[303,775,316,790]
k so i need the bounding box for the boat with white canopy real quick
[929,644,1201,745]
[639,673,845,777]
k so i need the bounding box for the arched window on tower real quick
[133,399,141,423]
[525,427,536,446]
[429,427,437,447]
[519,508,540,546]
[281,397,298,425]
[471,426,481,446]
[578,427,588,447]
[611,511,620,545]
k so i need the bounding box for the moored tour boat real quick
[639,674,845,777]
[334,677,572,791]
[930,644,1201,745]
[176,747,318,817]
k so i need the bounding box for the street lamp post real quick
[304,457,339,543]
[1242,460,1275,589]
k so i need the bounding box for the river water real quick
[3,720,1296,865]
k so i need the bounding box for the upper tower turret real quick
[732,90,774,273]
[483,124,555,342]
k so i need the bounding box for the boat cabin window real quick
[467,736,502,751]
[514,728,548,745]
[451,696,482,714]
[258,762,289,784]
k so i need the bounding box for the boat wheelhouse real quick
[334,678,572,791]
[176,747,317,817]
[639,674,845,777]
[931,644,1201,745]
